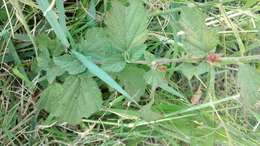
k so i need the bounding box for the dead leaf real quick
[191,85,203,105]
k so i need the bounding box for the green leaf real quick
[72,50,134,102]
[79,28,114,59]
[36,34,64,56]
[144,69,165,86]
[101,54,126,73]
[46,63,65,83]
[140,101,162,122]
[37,0,69,47]
[144,70,184,98]
[172,7,218,57]
[37,48,51,70]
[177,62,210,80]
[39,75,102,124]
[37,48,65,83]
[118,65,146,101]
[54,54,85,75]
[177,63,196,80]
[238,64,260,111]
[126,44,147,61]
[105,0,148,51]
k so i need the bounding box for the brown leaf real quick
[191,86,203,105]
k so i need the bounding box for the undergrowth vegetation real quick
[1,0,260,145]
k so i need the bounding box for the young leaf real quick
[54,54,85,75]
[118,65,146,102]
[238,64,260,111]
[172,7,218,57]
[39,74,103,124]
[105,0,148,51]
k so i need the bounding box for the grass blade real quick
[37,0,69,47]
[72,50,135,102]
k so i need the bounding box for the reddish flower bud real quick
[207,53,220,63]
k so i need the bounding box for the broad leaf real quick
[54,54,85,75]
[79,27,125,72]
[118,65,146,101]
[39,74,102,124]
[79,28,114,61]
[105,0,148,51]
[172,7,218,57]
[238,64,260,111]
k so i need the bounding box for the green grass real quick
[1,0,260,145]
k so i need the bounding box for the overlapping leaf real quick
[79,28,126,72]
[39,74,102,124]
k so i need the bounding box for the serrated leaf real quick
[54,54,85,75]
[118,65,146,101]
[80,28,114,59]
[79,27,126,71]
[238,64,260,111]
[172,7,218,57]
[39,74,102,124]
[105,0,148,51]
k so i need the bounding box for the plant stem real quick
[131,55,260,66]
